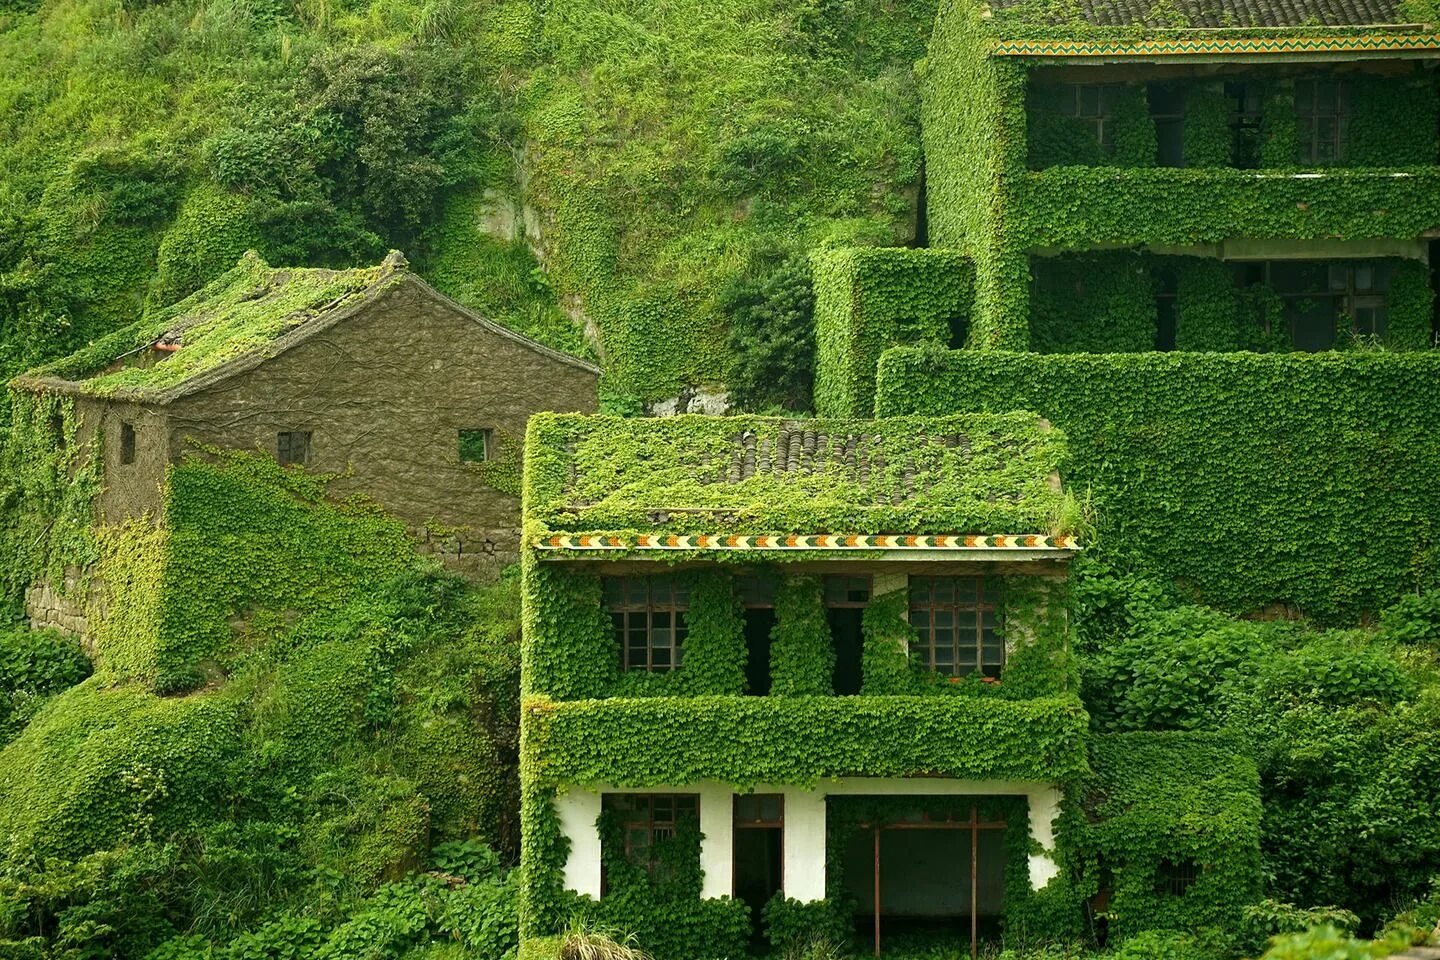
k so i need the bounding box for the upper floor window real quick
[276,430,311,467]
[1148,83,1186,167]
[1295,79,1349,164]
[1063,83,1122,154]
[604,576,690,672]
[603,793,698,880]
[909,576,1003,678]
[1226,82,1264,168]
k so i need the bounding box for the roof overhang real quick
[534,533,1081,561]
[992,32,1440,60]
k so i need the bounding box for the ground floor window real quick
[600,793,699,886]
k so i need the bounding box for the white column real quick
[1027,785,1062,889]
[782,787,828,902]
[556,787,603,898]
[699,783,734,899]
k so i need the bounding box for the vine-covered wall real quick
[811,247,973,417]
[1067,732,1264,943]
[876,348,1440,620]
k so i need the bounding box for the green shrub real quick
[722,255,817,413]
[1241,900,1361,954]
[1381,590,1440,647]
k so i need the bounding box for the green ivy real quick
[769,575,834,696]
[811,247,972,417]
[877,348,1440,621]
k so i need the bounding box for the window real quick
[1155,858,1200,897]
[603,794,698,879]
[1148,83,1186,167]
[1295,79,1349,164]
[458,428,492,463]
[604,576,690,672]
[1226,82,1264,168]
[119,423,136,465]
[1231,260,1392,350]
[909,577,1003,678]
[276,430,311,467]
[1062,83,1122,154]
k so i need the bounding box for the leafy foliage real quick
[722,255,817,413]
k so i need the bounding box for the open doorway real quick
[734,794,784,950]
[841,804,1007,959]
[825,576,870,695]
[740,574,778,696]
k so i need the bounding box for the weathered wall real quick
[85,399,170,525]
[24,566,95,640]
[166,277,599,574]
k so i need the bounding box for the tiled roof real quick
[987,0,1409,28]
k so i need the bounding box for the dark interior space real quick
[743,608,775,696]
[734,828,783,945]
[827,607,864,696]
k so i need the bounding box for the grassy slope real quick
[0,0,935,404]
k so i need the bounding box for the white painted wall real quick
[554,778,1064,903]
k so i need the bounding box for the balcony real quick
[1012,165,1440,250]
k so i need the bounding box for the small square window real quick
[120,423,136,465]
[277,431,311,467]
[459,429,492,463]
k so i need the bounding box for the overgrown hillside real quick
[0,0,934,410]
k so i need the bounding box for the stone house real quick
[12,249,599,593]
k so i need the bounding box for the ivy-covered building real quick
[517,412,1259,958]
[921,0,1440,356]
[10,249,600,584]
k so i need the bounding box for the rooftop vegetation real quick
[524,412,1079,538]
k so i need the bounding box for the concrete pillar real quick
[782,788,828,902]
[698,783,734,899]
[1027,785,1062,889]
[556,788,603,898]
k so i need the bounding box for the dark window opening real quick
[739,574,777,609]
[602,793,698,886]
[909,577,1003,678]
[1154,858,1199,897]
[1296,78,1349,164]
[1149,83,1186,168]
[458,428,492,463]
[1231,259,1392,351]
[824,575,870,696]
[49,413,65,443]
[1226,82,1264,168]
[743,608,775,696]
[734,795,784,949]
[604,576,690,672]
[276,430,311,467]
[119,422,136,465]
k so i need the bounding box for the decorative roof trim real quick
[534,533,1081,552]
[991,33,1440,57]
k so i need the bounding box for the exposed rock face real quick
[648,386,730,417]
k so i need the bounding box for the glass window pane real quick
[1081,85,1100,116]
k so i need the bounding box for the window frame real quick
[605,576,691,673]
[276,430,312,467]
[1231,259,1391,347]
[602,793,700,884]
[908,576,1004,679]
[1062,82,1122,155]
[458,428,493,463]
[1295,78,1349,165]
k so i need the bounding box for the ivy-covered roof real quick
[523,412,1081,541]
[987,0,1409,28]
[12,250,598,403]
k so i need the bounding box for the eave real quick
[533,532,1081,561]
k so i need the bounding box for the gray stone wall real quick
[166,277,599,573]
[24,567,95,642]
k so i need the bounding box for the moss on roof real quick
[18,251,396,398]
[523,412,1080,537]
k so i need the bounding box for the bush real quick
[1381,589,1440,647]
[1258,924,1410,960]
[721,256,816,413]
[1241,900,1361,954]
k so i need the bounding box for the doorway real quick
[824,576,870,696]
[841,805,1007,960]
[734,794,784,949]
[743,609,776,696]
